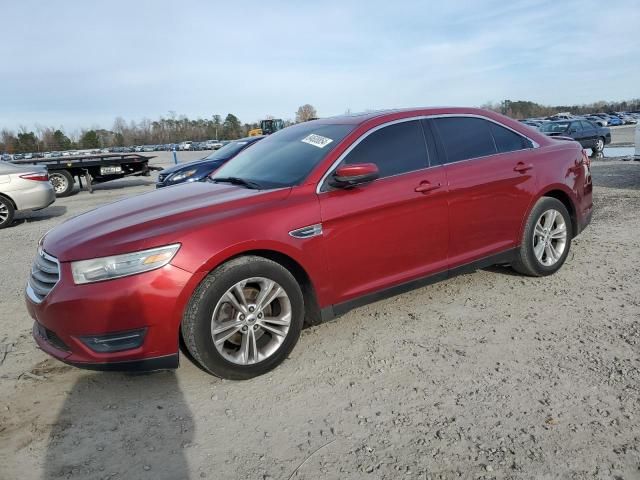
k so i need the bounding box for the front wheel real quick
[181,256,304,379]
[512,197,572,277]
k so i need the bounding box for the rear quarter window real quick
[489,123,531,153]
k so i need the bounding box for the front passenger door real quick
[318,120,449,305]
[569,121,587,147]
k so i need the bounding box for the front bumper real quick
[26,261,202,370]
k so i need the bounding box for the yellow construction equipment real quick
[249,119,285,137]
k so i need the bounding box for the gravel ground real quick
[0,157,639,480]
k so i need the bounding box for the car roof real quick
[310,107,527,126]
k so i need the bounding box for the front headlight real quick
[169,169,198,182]
[71,244,180,284]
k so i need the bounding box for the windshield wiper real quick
[211,176,262,189]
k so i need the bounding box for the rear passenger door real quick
[580,121,597,148]
[427,116,537,268]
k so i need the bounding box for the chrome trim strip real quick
[289,223,323,239]
[316,113,540,194]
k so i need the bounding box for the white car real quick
[0,161,56,229]
[178,141,193,151]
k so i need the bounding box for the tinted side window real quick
[490,123,529,153]
[581,121,594,130]
[343,120,428,178]
[433,117,496,163]
[571,121,582,131]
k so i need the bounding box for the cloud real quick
[0,0,638,131]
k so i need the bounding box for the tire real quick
[181,256,305,380]
[49,170,74,197]
[0,196,15,229]
[593,137,605,153]
[512,197,573,277]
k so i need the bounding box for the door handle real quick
[415,181,441,193]
[513,162,533,173]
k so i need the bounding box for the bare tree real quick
[295,104,318,123]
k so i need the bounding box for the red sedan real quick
[25,108,593,379]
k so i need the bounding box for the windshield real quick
[203,140,253,160]
[211,123,354,188]
[540,122,570,133]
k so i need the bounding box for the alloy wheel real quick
[0,202,8,224]
[595,139,604,152]
[533,209,567,266]
[211,277,292,365]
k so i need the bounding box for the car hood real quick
[43,182,291,262]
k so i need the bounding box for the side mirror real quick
[329,163,379,189]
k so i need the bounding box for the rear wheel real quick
[512,197,572,277]
[0,196,15,229]
[181,256,304,379]
[49,170,74,197]
[593,137,605,153]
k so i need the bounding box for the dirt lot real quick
[1,155,639,480]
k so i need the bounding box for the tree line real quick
[3,98,639,154]
[1,104,318,154]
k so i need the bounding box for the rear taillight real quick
[20,172,49,182]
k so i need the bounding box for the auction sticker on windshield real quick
[301,134,333,148]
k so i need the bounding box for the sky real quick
[1,0,639,133]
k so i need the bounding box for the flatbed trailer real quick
[10,153,160,197]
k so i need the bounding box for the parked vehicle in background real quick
[620,114,637,125]
[539,120,611,153]
[156,136,264,188]
[584,115,607,126]
[27,107,592,379]
[604,115,623,126]
[0,161,55,228]
[204,140,223,150]
[546,112,574,121]
[518,119,543,129]
[178,141,193,151]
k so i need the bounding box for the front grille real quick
[35,322,70,351]
[27,248,60,303]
